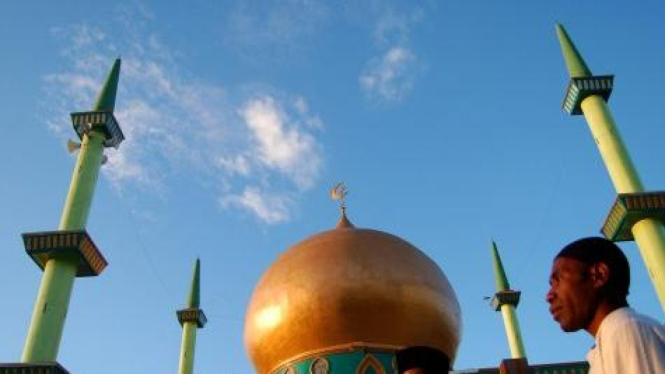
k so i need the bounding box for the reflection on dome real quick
[256,304,284,331]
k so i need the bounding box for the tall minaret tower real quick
[556,24,665,313]
[19,59,124,366]
[490,241,526,359]
[177,258,207,374]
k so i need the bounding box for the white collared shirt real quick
[587,307,665,374]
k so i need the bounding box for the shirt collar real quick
[594,306,632,343]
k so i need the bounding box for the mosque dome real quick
[244,211,462,374]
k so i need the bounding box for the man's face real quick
[546,257,599,332]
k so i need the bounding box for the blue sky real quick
[1,1,665,373]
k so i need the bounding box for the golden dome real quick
[244,213,462,374]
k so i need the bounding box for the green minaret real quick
[21,59,125,363]
[490,241,526,359]
[177,258,207,374]
[557,24,665,314]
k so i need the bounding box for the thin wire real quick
[115,187,178,305]
[512,153,568,287]
[115,186,235,312]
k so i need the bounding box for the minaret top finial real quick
[186,258,201,308]
[555,23,592,78]
[330,182,354,229]
[93,58,121,112]
[491,240,510,292]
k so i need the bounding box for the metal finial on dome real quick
[330,182,354,228]
[330,182,348,207]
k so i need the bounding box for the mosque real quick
[2,23,664,374]
[242,193,588,374]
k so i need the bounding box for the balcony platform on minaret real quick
[491,290,521,311]
[70,110,124,149]
[22,230,107,277]
[562,75,614,115]
[0,362,69,374]
[602,191,665,242]
[177,308,207,328]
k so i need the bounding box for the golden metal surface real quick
[244,225,462,374]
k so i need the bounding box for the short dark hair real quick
[396,346,450,373]
[556,237,630,304]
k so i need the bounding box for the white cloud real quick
[45,10,324,224]
[216,155,251,177]
[242,97,321,189]
[44,73,98,107]
[294,96,324,130]
[360,46,417,102]
[105,149,149,188]
[373,8,423,46]
[53,24,106,50]
[294,96,308,114]
[220,187,291,224]
[358,6,424,103]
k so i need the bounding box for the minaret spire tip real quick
[555,23,593,78]
[93,58,122,112]
[491,240,510,292]
[187,258,201,308]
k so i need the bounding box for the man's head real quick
[546,237,630,334]
[396,346,450,374]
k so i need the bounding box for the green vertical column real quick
[177,259,207,374]
[22,59,121,362]
[556,24,665,314]
[490,242,526,359]
[179,323,198,374]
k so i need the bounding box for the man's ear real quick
[590,262,610,288]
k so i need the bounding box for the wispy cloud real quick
[358,6,424,103]
[223,0,329,62]
[45,8,324,224]
[373,7,423,46]
[220,186,292,224]
[360,46,416,102]
[242,97,321,190]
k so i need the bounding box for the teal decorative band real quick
[70,110,125,149]
[491,290,521,311]
[177,308,207,328]
[602,191,665,242]
[562,75,613,115]
[22,230,107,277]
[272,348,396,374]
